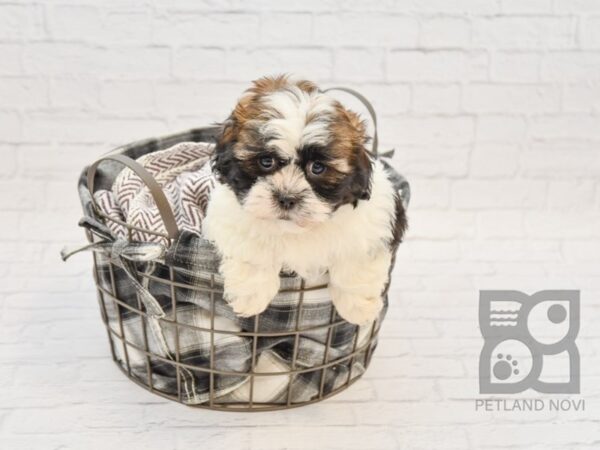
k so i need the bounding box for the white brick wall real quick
[1,1,600,449]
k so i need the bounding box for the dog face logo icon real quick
[479,290,580,394]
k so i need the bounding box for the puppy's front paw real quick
[220,258,279,317]
[226,291,274,318]
[330,289,383,325]
[220,259,280,318]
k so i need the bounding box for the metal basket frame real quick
[84,152,383,411]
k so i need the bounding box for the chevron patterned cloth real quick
[76,127,409,406]
[94,141,216,244]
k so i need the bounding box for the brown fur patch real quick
[328,104,368,159]
[221,75,315,160]
[226,75,367,162]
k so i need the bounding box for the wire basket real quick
[65,92,409,411]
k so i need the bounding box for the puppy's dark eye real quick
[309,161,326,175]
[259,155,275,170]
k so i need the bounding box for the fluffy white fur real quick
[261,86,336,152]
[203,159,397,325]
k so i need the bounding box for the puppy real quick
[203,75,406,325]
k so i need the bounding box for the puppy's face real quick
[213,75,372,230]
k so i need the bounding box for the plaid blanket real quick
[71,127,410,405]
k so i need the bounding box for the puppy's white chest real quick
[280,243,329,282]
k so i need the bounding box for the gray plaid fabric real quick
[73,127,410,405]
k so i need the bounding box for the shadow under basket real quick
[69,121,409,411]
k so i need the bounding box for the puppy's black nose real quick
[278,195,296,210]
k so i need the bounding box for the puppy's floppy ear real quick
[341,108,373,206]
[348,145,373,206]
[212,117,238,182]
[212,90,254,180]
[334,103,373,207]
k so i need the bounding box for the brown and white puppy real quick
[203,75,406,325]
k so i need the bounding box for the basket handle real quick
[321,86,379,157]
[87,154,180,240]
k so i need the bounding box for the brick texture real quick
[1,2,600,449]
